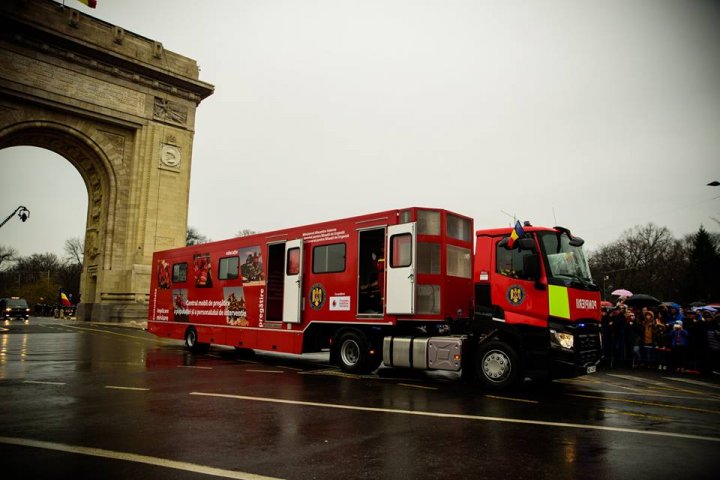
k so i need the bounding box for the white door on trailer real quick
[386,223,416,315]
[283,239,304,323]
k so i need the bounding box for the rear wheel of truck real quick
[475,340,522,390]
[185,327,207,352]
[334,330,380,374]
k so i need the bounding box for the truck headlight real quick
[550,329,574,350]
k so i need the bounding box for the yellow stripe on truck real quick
[548,285,570,319]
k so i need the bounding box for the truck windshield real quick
[538,232,594,286]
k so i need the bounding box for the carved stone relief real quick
[153,97,188,126]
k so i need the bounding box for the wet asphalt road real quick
[1,317,719,480]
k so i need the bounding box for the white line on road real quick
[104,386,150,391]
[245,369,284,374]
[23,380,66,386]
[485,395,539,404]
[177,365,213,370]
[575,390,720,402]
[190,392,720,443]
[398,383,438,391]
[0,436,283,480]
[663,377,720,390]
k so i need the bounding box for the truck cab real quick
[471,224,602,388]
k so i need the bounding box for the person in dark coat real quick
[670,321,689,373]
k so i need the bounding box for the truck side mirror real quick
[517,238,536,251]
[569,236,585,247]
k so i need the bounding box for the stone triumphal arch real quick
[0,0,214,322]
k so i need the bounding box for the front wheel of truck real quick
[475,340,522,390]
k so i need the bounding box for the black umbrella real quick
[625,294,661,308]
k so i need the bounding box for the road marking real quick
[607,374,719,398]
[190,392,720,443]
[63,324,160,343]
[398,383,438,390]
[23,380,66,386]
[177,365,213,370]
[298,369,369,379]
[485,395,539,404]
[105,386,150,391]
[245,369,284,374]
[0,436,282,480]
[274,365,305,371]
[575,390,720,402]
[599,408,670,421]
[663,377,720,390]
[567,393,720,415]
[563,376,644,392]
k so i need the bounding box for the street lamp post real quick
[0,206,30,229]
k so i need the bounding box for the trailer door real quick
[283,239,304,323]
[386,223,416,314]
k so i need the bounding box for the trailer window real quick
[417,210,441,236]
[418,242,440,274]
[172,263,187,283]
[416,284,440,314]
[287,248,300,275]
[390,234,412,268]
[447,245,472,278]
[218,256,239,280]
[313,243,346,273]
[447,214,472,242]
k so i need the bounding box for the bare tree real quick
[64,237,84,265]
[236,229,259,237]
[589,223,687,301]
[0,245,17,270]
[186,226,209,246]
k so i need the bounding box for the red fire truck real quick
[148,207,601,389]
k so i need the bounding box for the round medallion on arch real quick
[160,144,181,168]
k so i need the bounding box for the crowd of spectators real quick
[601,300,720,376]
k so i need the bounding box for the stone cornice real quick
[0,1,214,104]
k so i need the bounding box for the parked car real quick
[1,297,31,320]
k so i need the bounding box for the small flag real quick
[507,220,525,249]
[60,289,72,307]
[76,0,98,8]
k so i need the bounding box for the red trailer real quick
[148,207,602,389]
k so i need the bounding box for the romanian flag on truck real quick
[507,220,524,249]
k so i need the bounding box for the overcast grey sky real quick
[1,0,719,259]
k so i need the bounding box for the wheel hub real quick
[483,350,510,380]
[341,340,360,366]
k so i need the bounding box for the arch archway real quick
[0,1,213,322]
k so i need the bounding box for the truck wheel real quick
[185,327,206,352]
[475,340,522,390]
[335,330,378,374]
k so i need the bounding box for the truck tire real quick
[185,326,207,352]
[334,330,379,374]
[475,340,522,390]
